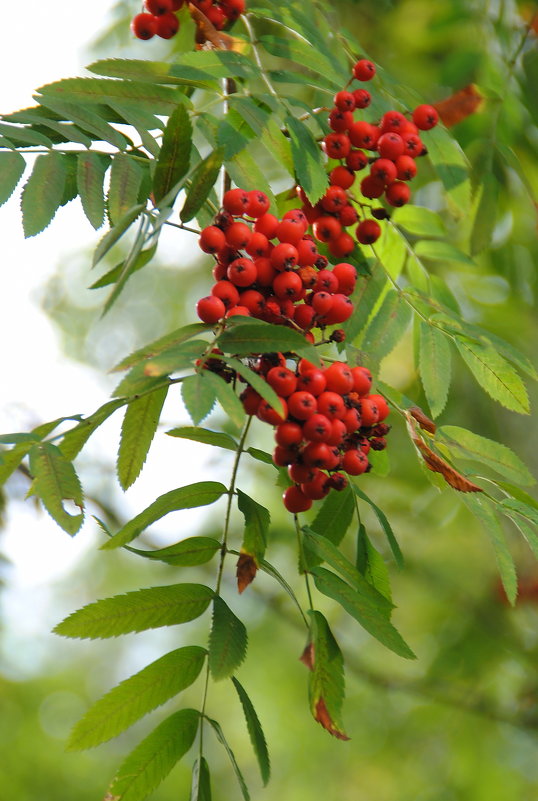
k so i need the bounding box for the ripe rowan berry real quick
[294,303,316,330]
[379,111,408,134]
[145,0,173,14]
[275,218,304,245]
[275,420,303,446]
[353,88,371,108]
[329,166,355,190]
[296,238,318,267]
[312,291,334,315]
[328,232,355,258]
[324,362,354,394]
[220,0,245,21]
[332,262,357,295]
[353,59,376,81]
[301,472,331,499]
[239,289,265,315]
[377,132,405,160]
[155,12,179,38]
[334,90,356,111]
[225,221,252,249]
[302,441,333,469]
[412,104,439,130]
[206,4,226,29]
[296,369,327,396]
[288,463,317,484]
[351,366,372,396]
[395,155,417,180]
[199,225,226,254]
[254,257,276,287]
[342,449,369,475]
[223,188,249,215]
[257,397,288,425]
[131,13,157,38]
[359,397,379,427]
[271,242,298,271]
[338,204,358,227]
[315,270,339,293]
[302,413,333,443]
[312,216,342,243]
[329,472,348,490]
[317,391,345,420]
[273,271,304,301]
[370,158,398,185]
[211,280,239,308]
[346,149,369,171]
[241,386,262,415]
[196,295,225,324]
[385,181,411,207]
[356,219,381,244]
[323,133,351,159]
[283,485,312,513]
[360,175,385,199]
[227,257,257,286]
[288,391,318,420]
[226,305,251,318]
[272,445,297,467]
[349,121,378,149]
[368,393,390,420]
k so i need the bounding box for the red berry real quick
[353,59,376,81]
[199,225,226,254]
[368,393,390,421]
[317,391,345,420]
[370,158,398,185]
[349,121,379,149]
[283,485,312,513]
[328,232,355,258]
[289,463,317,483]
[272,445,297,467]
[342,449,369,475]
[206,4,226,29]
[131,13,157,39]
[345,149,369,172]
[254,257,276,287]
[360,175,385,199]
[334,90,356,112]
[318,293,353,324]
[267,367,298,397]
[301,471,331,500]
[328,108,354,133]
[155,11,179,38]
[296,238,318,267]
[352,88,371,108]
[145,0,173,14]
[225,221,252,249]
[220,0,245,21]
[257,397,288,425]
[296,369,327,396]
[275,421,303,446]
[395,155,417,181]
[312,291,334,316]
[338,204,358,227]
[324,362,354,394]
[302,413,333,442]
[273,271,304,301]
[271,242,298,271]
[211,280,240,308]
[294,303,316,330]
[377,132,405,160]
[246,190,270,218]
[323,133,351,159]
[315,269,339,293]
[287,391,318,420]
[385,181,411,207]
[359,397,379,427]
[330,166,355,190]
[321,185,348,214]
[401,133,423,157]
[239,289,265,316]
[312,216,342,243]
[226,305,251,318]
[196,295,225,324]
[332,262,357,295]
[227,257,257,286]
[351,366,372,396]
[379,111,408,134]
[223,188,249,215]
[412,104,439,130]
[254,213,279,239]
[356,219,381,244]
[245,231,270,258]
[275,218,304,245]
[241,386,262,415]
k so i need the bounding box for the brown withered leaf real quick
[413,438,483,493]
[188,3,242,50]
[409,406,436,434]
[314,698,350,741]
[433,84,484,127]
[236,552,257,593]
[299,642,315,670]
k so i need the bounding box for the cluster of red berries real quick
[296,58,440,249]
[239,356,391,512]
[196,187,357,331]
[131,0,244,40]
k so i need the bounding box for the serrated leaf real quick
[113,369,170,399]
[180,148,223,222]
[60,399,125,460]
[425,123,471,217]
[103,214,150,314]
[285,115,327,205]
[182,373,217,425]
[310,485,355,549]
[455,338,529,414]
[221,357,283,414]
[259,35,342,89]
[312,567,415,659]
[101,482,227,550]
[0,121,52,147]
[226,146,276,208]
[90,243,157,289]
[259,116,294,177]
[153,104,192,204]
[108,153,144,225]
[470,173,499,255]
[231,678,270,785]
[21,152,66,237]
[54,583,214,639]
[205,717,250,801]
[306,610,348,740]
[77,152,109,230]
[92,203,145,268]
[200,372,245,429]
[500,502,538,561]
[208,596,247,681]
[461,494,517,605]
[439,426,535,487]
[113,324,209,372]
[218,322,319,364]
[68,646,206,750]
[360,289,412,369]
[392,205,447,238]
[28,443,83,535]
[166,426,238,451]
[107,708,199,801]
[90,52,259,84]
[356,524,392,602]
[190,757,212,801]
[37,96,131,150]
[0,151,25,206]
[0,419,72,487]
[419,322,451,418]
[352,485,403,567]
[237,489,270,563]
[127,536,221,566]
[121,340,208,384]
[414,239,474,266]
[117,387,168,490]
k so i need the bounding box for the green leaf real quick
[218,322,319,364]
[259,116,294,178]
[425,123,471,217]
[391,205,447,238]
[180,148,223,222]
[208,596,247,681]
[226,146,276,209]
[21,152,66,237]
[500,502,538,561]
[310,485,355,549]
[182,373,218,425]
[60,399,125,460]
[92,203,146,267]
[461,494,517,606]
[77,152,109,230]
[439,426,535,487]
[419,322,451,418]
[103,214,150,315]
[359,289,412,368]
[113,324,209,372]
[259,35,342,89]
[237,489,270,563]
[258,558,306,620]
[127,536,221,566]
[90,243,157,289]
[117,387,168,490]
[414,239,474,266]
[312,566,415,659]
[36,96,131,150]
[221,357,283,414]
[0,121,52,147]
[54,583,214,639]
[356,524,392,602]
[470,173,499,255]
[352,485,403,567]
[0,418,71,487]
[307,610,348,740]
[455,338,530,414]
[205,717,250,801]
[246,447,274,466]
[68,646,206,750]
[285,115,328,205]
[101,482,228,550]
[0,151,25,206]
[107,709,199,801]
[153,104,192,204]
[118,340,208,386]
[200,372,245,429]
[166,426,238,451]
[190,757,212,801]
[496,483,538,512]
[88,58,216,89]
[112,369,170,400]
[231,678,270,785]
[28,443,83,535]
[108,153,144,226]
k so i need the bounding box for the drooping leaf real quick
[208,596,248,681]
[414,239,475,266]
[89,243,157,289]
[76,152,109,230]
[60,399,125,460]
[312,567,415,659]
[391,205,447,238]
[259,35,342,89]
[182,373,218,425]
[356,524,392,602]
[0,151,25,206]
[455,338,530,414]
[180,147,223,222]
[110,324,208,372]
[199,371,245,429]
[359,289,412,368]
[461,494,517,606]
[21,152,66,237]
[310,485,355,548]
[92,202,146,267]
[237,489,270,565]
[231,678,270,785]
[117,387,168,490]
[68,646,206,750]
[352,484,403,567]
[439,426,535,487]
[221,357,283,414]
[205,717,250,801]
[107,153,144,225]
[0,121,52,147]
[425,123,471,217]
[166,427,238,451]
[127,536,221,567]
[54,583,214,639]
[28,443,83,535]
[236,553,258,595]
[470,173,499,255]
[284,114,328,205]
[101,482,228,550]
[127,339,209,381]
[190,757,212,801]
[0,419,71,487]
[102,214,150,314]
[218,322,319,364]
[36,96,131,150]
[411,436,483,492]
[106,709,199,801]
[418,322,451,418]
[306,611,348,740]
[153,104,192,204]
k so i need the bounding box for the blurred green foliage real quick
[2,0,538,799]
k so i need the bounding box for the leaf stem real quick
[294,514,315,611]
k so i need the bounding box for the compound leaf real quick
[117,387,168,490]
[28,442,83,535]
[208,597,247,681]
[232,678,270,785]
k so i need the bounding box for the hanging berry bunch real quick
[131,0,245,41]
[300,58,440,252]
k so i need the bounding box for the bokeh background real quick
[1,1,538,799]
